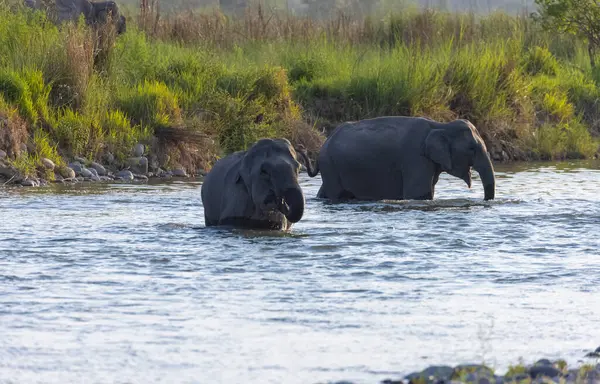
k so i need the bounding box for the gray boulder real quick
[126,157,148,175]
[0,149,7,160]
[115,170,134,181]
[90,162,107,176]
[134,143,145,157]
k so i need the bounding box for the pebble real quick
[41,158,55,170]
[0,149,6,159]
[172,168,187,177]
[90,162,107,176]
[115,170,134,181]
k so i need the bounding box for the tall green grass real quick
[1,3,599,180]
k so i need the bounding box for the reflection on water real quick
[1,160,600,384]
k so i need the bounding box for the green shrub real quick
[523,46,559,76]
[103,110,150,163]
[117,80,182,130]
[0,69,36,124]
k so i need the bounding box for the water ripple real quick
[1,161,600,384]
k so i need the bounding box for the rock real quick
[90,174,101,182]
[0,149,6,160]
[90,162,107,176]
[133,174,148,181]
[451,365,496,383]
[134,143,145,157]
[405,366,454,384]
[0,166,17,179]
[126,157,148,175]
[115,170,134,181]
[529,365,561,379]
[103,152,115,165]
[20,143,28,154]
[196,168,207,177]
[80,168,93,178]
[171,168,187,177]
[534,359,553,367]
[149,155,160,171]
[100,176,113,181]
[69,162,83,174]
[59,167,76,179]
[74,156,87,165]
[41,158,55,170]
[20,179,38,187]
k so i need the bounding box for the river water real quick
[1,160,599,384]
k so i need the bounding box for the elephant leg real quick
[402,171,436,200]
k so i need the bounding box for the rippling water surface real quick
[1,161,600,384]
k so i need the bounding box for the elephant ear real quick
[425,129,452,171]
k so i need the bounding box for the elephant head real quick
[424,119,495,200]
[238,139,305,223]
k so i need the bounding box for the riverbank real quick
[2,4,600,186]
[370,354,600,384]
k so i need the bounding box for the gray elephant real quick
[24,0,126,35]
[201,138,306,231]
[297,116,496,201]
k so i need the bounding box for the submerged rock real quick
[90,162,107,176]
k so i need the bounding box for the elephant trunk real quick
[296,149,320,177]
[473,148,496,201]
[278,186,305,223]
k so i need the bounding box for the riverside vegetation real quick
[2,2,600,185]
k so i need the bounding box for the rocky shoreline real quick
[0,144,204,188]
[325,348,600,384]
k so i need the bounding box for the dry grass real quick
[0,108,29,159]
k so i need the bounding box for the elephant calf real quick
[201,138,306,231]
[298,116,496,201]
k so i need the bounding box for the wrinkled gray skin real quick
[297,116,496,201]
[25,0,126,35]
[201,138,306,231]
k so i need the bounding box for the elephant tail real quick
[295,145,320,178]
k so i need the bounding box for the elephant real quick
[24,0,126,35]
[296,116,496,201]
[201,138,306,231]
